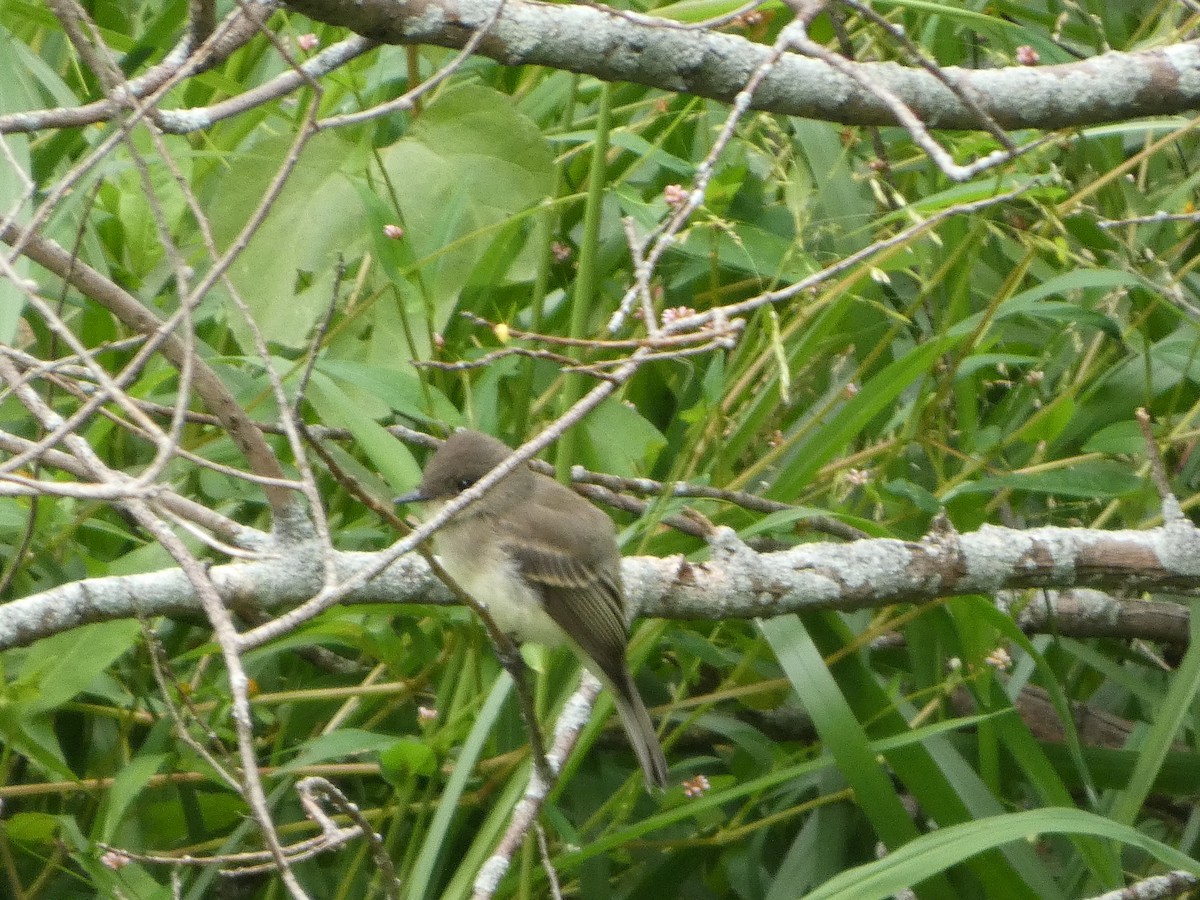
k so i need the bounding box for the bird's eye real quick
[457,477,474,490]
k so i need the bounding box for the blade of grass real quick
[804,807,1200,900]
[759,615,957,900]
[802,611,1060,899]
[406,672,513,900]
[1108,609,1200,827]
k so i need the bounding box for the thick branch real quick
[1,521,1193,652]
[284,0,1200,130]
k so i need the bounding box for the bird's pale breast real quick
[433,515,567,648]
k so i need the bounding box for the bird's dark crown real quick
[417,430,522,500]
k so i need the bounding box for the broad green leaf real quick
[1023,395,1076,444]
[0,710,71,777]
[609,129,693,175]
[882,478,941,514]
[1081,420,1142,455]
[0,27,38,343]
[15,620,140,713]
[378,84,553,332]
[102,753,167,842]
[307,372,421,490]
[578,398,666,476]
[316,357,461,427]
[1153,337,1200,383]
[207,131,370,350]
[379,736,438,781]
[2,812,61,846]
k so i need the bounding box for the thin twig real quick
[837,0,1016,152]
[1136,407,1184,522]
[472,675,603,899]
[139,620,242,793]
[294,777,401,900]
[317,0,509,129]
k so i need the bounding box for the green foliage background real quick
[2,0,1200,898]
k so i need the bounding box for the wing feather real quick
[498,473,629,683]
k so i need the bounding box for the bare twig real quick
[1136,407,1184,522]
[1098,210,1200,228]
[571,468,869,541]
[659,181,1036,334]
[317,0,510,130]
[837,0,1016,152]
[0,222,296,514]
[783,14,1018,182]
[139,620,242,793]
[472,674,603,899]
[0,354,306,897]
[1084,870,1199,900]
[608,19,823,333]
[294,777,401,899]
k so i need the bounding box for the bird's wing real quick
[498,484,629,681]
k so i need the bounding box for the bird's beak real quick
[393,487,428,505]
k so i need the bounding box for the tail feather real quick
[610,672,669,790]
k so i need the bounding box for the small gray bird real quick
[396,430,668,789]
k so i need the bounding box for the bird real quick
[396,429,669,789]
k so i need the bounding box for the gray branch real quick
[283,0,1200,129]
[2,520,1193,652]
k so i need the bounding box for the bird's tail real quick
[610,671,669,790]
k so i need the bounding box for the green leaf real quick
[15,620,140,713]
[1109,612,1200,826]
[102,753,167,842]
[578,398,666,476]
[0,710,71,778]
[609,129,693,175]
[771,338,956,500]
[942,459,1143,501]
[378,736,438,782]
[285,729,399,772]
[1022,395,1075,444]
[881,479,941,514]
[407,672,513,899]
[0,29,39,343]
[758,618,930,866]
[1152,337,1200,384]
[737,506,849,539]
[1081,421,1142,455]
[804,807,1200,900]
[207,131,370,350]
[377,84,554,331]
[2,812,61,846]
[306,372,421,491]
[316,357,461,427]
[954,353,1038,380]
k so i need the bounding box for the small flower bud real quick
[1015,45,1039,65]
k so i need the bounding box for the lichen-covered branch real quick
[1,520,1192,652]
[283,0,1200,130]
